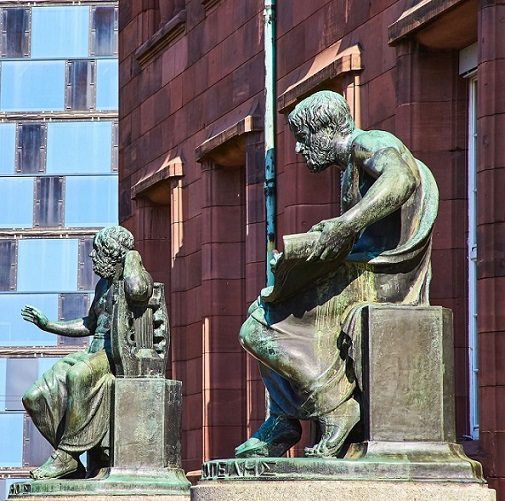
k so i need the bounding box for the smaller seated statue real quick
[21,226,154,480]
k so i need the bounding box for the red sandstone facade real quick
[119,0,505,496]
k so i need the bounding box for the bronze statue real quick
[21,226,154,480]
[236,90,438,459]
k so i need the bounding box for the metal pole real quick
[264,0,276,287]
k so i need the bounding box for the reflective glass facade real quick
[0,2,118,495]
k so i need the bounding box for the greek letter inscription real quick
[202,459,277,479]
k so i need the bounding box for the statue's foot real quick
[30,450,85,480]
[305,398,360,458]
[235,415,302,458]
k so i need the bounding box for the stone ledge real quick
[277,44,362,115]
[6,497,188,501]
[191,480,495,501]
[135,10,186,66]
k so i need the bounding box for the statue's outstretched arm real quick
[20,279,102,337]
[21,304,95,337]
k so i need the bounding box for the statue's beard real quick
[92,256,117,279]
[303,136,335,173]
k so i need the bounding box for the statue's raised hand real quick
[124,250,153,303]
[21,305,49,329]
[308,217,357,261]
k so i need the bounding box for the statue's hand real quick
[124,249,143,271]
[21,305,49,329]
[270,251,283,274]
[124,250,153,302]
[307,217,356,261]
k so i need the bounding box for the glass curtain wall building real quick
[0,2,118,496]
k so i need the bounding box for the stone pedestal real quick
[113,378,184,470]
[363,305,455,443]
[193,306,495,500]
[7,379,190,500]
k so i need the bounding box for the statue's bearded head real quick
[90,226,135,279]
[288,91,355,172]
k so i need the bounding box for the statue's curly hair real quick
[288,90,355,137]
[94,226,134,266]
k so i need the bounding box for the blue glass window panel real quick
[0,177,33,228]
[17,239,78,292]
[38,357,61,378]
[65,176,118,227]
[1,61,65,112]
[46,121,112,175]
[91,6,118,56]
[0,359,6,409]
[96,60,118,111]
[0,413,24,466]
[0,123,16,174]
[1,8,30,58]
[5,358,37,411]
[31,6,89,58]
[0,294,58,346]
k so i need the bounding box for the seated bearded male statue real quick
[21,226,154,480]
[235,91,438,459]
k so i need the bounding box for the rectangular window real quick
[34,176,64,228]
[112,121,118,172]
[0,293,58,346]
[1,61,66,112]
[0,177,34,229]
[78,238,98,291]
[1,8,30,58]
[58,293,90,346]
[66,60,96,111]
[46,121,112,175]
[31,6,89,59]
[17,239,79,293]
[16,123,46,174]
[96,59,118,111]
[65,176,118,227]
[0,240,17,291]
[5,358,37,411]
[23,414,54,467]
[0,122,16,174]
[0,358,6,409]
[0,413,23,466]
[90,5,118,56]
[468,75,479,440]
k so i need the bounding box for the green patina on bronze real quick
[11,225,190,497]
[235,90,439,460]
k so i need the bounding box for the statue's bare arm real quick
[309,136,417,261]
[21,283,100,337]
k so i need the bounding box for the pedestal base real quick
[191,480,495,501]
[6,496,188,501]
[7,467,190,499]
[200,441,484,483]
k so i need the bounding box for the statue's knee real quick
[239,316,257,353]
[22,386,41,412]
[66,362,92,389]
